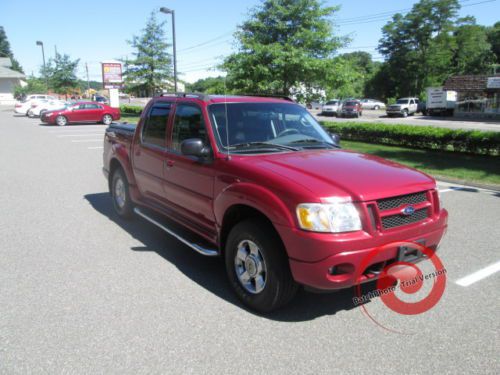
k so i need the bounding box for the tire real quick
[225,219,298,313]
[27,109,35,118]
[374,105,379,110]
[56,115,68,126]
[355,113,360,118]
[39,110,47,118]
[402,110,408,118]
[102,114,113,125]
[111,168,134,219]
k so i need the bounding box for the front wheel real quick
[102,114,113,125]
[374,105,379,110]
[27,109,35,118]
[111,168,134,219]
[225,219,298,313]
[402,110,408,118]
[56,115,68,126]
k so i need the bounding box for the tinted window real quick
[84,104,100,109]
[326,101,338,105]
[171,104,207,151]
[344,101,358,106]
[142,104,171,147]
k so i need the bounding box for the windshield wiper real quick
[229,142,299,151]
[289,138,339,148]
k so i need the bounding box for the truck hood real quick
[246,149,435,202]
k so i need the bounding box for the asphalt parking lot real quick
[1,108,499,374]
[314,109,500,132]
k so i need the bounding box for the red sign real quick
[102,62,122,89]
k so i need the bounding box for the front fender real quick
[214,182,295,228]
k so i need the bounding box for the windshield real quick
[396,99,409,104]
[325,101,338,105]
[208,102,333,153]
[344,101,358,106]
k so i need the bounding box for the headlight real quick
[296,203,362,233]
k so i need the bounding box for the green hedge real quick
[119,104,143,115]
[321,121,500,156]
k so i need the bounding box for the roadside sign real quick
[102,62,123,89]
[486,77,500,89]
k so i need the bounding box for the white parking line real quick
[57,134,103,137]
[455,261,500,287]
[88,146,103,149]
[71,139,102,143]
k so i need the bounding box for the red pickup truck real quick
[103,93,448,312]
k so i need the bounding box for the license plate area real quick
[397,239,426,263]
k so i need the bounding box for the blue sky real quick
[1,0,498,83]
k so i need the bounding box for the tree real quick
[123,12,172,96]
[0,26,24,73]
[222,0,345,99]
[487,21,500,63]
[186,76,228,94]
[45,53,80,95]
[452,18,494,74]
[13,76,46,98]
[378,0,461,98]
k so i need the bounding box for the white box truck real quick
[426,87,457,116]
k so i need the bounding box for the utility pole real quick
[160,7,178,93]
[36,41,48,91]
[85,62,90,97]
[54,45,58,56]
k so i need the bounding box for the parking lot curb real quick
[435,176,500,192]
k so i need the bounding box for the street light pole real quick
[160,7,178,93]
[36,40,48,91]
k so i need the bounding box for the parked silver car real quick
[360,99,386,110]
[321,100,341,116]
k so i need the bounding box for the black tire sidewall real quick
[225,219,297,313]
[111,169,133,219]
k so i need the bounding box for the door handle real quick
[165,160,174,168]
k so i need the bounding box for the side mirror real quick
[181,138,210,158]
[329,132,341,146]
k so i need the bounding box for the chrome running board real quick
[134,207,219,257]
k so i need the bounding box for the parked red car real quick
[41,102,120,126]
[340,100,363,118]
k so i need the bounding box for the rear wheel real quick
[56,115,68,126]
[111,168,134,219]
[225,219,298,313]
[102,114,113,125]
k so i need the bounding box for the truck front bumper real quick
[275,209,448,291]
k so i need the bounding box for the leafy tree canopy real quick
[0,26,24,73]
[123,12,173,97]
[223,0,346,99]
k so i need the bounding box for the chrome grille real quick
[377,192,427,211]
[381,208,429,229]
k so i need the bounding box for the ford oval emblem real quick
[402,205,415,216]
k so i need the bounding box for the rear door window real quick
[142,103,171,148]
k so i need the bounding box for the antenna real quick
[224,75,230,161]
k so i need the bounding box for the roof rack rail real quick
[158,92,210,101]
[236,93,295,102]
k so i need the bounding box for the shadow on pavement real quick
[84,192,380,322]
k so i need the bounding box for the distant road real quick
[313,109,500,132]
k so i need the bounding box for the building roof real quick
[0,65,25,79]
[0,57,12,68]
[0,57,25,79]
[444,74,500,92]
